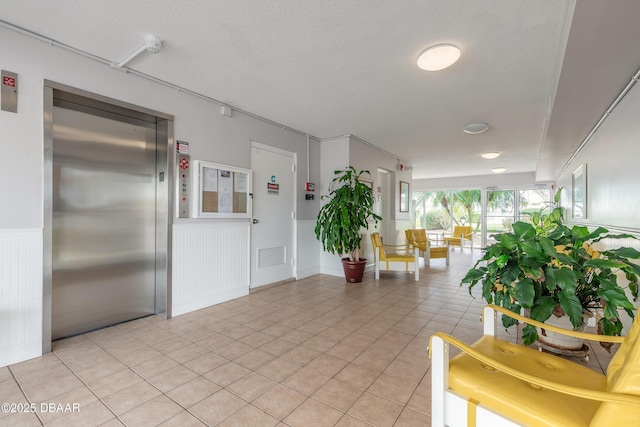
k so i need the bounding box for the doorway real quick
[250,142,296,288]
[376,169,390,243]
[43,83,172,345]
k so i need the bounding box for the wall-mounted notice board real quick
[193,160,252,218]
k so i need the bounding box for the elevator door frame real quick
[43,81,174,353]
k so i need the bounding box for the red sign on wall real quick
[2,76,16,87]
[267,182,279,195]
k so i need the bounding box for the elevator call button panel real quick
[178,154,190,218]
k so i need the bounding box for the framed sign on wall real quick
[193,160,252,218]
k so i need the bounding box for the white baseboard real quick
[0,340,42,368]
[172,287,248,317]
[297,266,321,279]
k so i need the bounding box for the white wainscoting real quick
[0,229,43,367]
[172,222,250,317]
[296,220,321,279]
[590,230,640,333]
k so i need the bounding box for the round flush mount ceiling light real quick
[417,44,461,71]
[463,122,489,134]
[481,152,500,159]
[492,167,507,174]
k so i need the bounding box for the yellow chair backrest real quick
[453,225,472,238]
[606,316,640,391]
[591,316,640,425]
[405,229,428,251]
[370,232,387,261]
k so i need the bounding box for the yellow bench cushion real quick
[429,246,448,258]
[448,335,606,427]
[383,253,415,262]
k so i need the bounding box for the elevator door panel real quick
[52,106,157,339]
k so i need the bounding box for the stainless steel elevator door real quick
[52,103,157,339]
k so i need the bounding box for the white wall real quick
[318,137,351,277]
[0,26,318,228]
[0,26,320,366]
[555,80,640,332]
[557,80,640,230]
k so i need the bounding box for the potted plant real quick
[315,167,381,282]
[462,189,640,349]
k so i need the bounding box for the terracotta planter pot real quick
[342,258,367,283]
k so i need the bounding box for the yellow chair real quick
[429,304,640,427]
[443,225,473,251]
[370,232,419,281]
[405,229,450,266]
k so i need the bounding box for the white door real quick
[250,142,296,288]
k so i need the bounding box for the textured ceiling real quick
[2,0,640,181]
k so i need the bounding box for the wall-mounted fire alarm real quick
[305,182,315,192]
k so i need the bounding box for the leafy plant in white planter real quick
[462,189,640,348]
[315,167,381,282]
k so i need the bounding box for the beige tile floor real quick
[0,250,616,426]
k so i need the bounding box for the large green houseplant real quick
[462,189,640,346]
[315,167,381,282]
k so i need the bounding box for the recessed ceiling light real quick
[481,152,500,159]
[492,167,506,174]
[417,44,461,71]
[463,123,489,134]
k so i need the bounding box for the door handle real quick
[252,219,259,224]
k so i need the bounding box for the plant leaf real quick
[555,253,577,268]
[571,225,590,241]
[501,312,518,329]
[500,263,520,286]
[584,258,626,269]
[554,188,562,203]
[515,278,535,308]
[521,265,543,280]
[520,241,547,262]
[597,286,635,310]
[522,324,538,346]
[499,233,518,250]
[513,222,536,240]
[608,247,640,259]
[543,265,557,292]
[539,236,557,258]
[600,318,623,336]
[554,267,577,293]
[530,296,556,322]
[558,292,583,329]
[461,268,486,285]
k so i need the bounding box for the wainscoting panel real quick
[0,229,43,367]
[580,227,640,333]
[296,220,320,279]
[172,222,250,317]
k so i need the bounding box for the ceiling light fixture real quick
[481,152,500,159]
[492,167,507,174]
[463,123,489,134]
[417,44,461,71]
